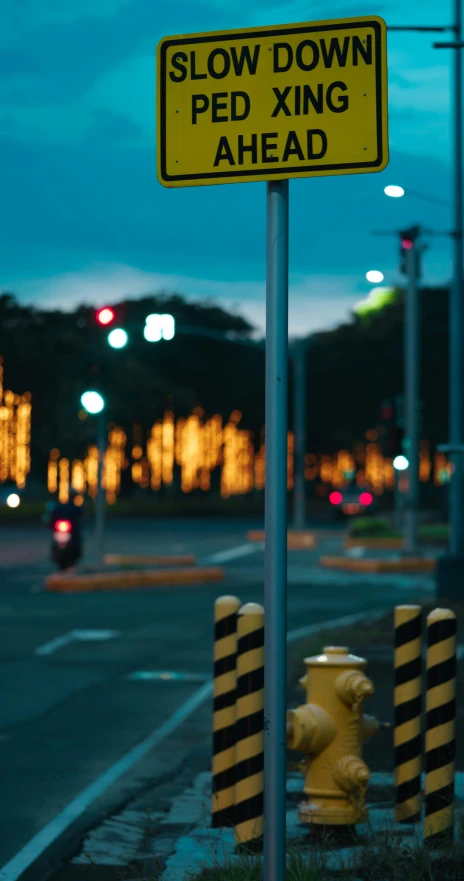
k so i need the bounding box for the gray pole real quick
[264,180,289,881]
[292,340,306,531]
[95,411,106,565]
[449,0,464,559]
[403,243,420,554]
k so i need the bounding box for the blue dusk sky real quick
[0,0,455,336]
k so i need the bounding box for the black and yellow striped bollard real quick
[234,602,264,850]
[424,607,457,846]
[211,595,241,828]
[394,605,422,824]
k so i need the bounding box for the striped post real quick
[394,605,422,824]
[234,602,265,850]
[211,595,241,828]
[424,608,457,846]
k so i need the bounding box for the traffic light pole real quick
[433,0,464,594]
[95,411,106,565]
[403,244,421,555]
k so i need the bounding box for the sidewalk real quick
[50,600,464,881]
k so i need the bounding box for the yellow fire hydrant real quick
[287,645,380,826]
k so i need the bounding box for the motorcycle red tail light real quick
[55,520,72,533]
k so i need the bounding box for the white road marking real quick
[126,671,210,683]
[0,681,212,881]
[286,609,385,643]
[35,630,120,657]
[3,605,388,881]
[35,634,75,656]
[202,542,264,564]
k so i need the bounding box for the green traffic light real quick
[108,328,128,349]
[81,391,105,414]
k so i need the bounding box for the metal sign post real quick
[156,17,388,881]
[264,180,289,881]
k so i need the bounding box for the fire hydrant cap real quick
[304,646,367,668]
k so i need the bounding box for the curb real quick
[344,537,404,550]
[45,567,225,593]
[320,555,436,573]
[104,554,196,567]
[247,530,316,549]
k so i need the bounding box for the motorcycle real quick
[51,518,82,570]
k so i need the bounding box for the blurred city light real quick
[329,491,343,505]
[384,185,405,198]
[359,491,373,506]
[393,455,409,471]
[6,493,20,508]
[108,328,128,349]
[81,391,105,415]
[144,314,175,342]
[366,270,384,283]
[96,307,115,326]
[401,238,413,250]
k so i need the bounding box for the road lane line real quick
[35,630,120,657]
[286,608,385,643]
[202,542,264,564]
[0,681,212,881]
[35,634,75,656]
[2,606,384,881]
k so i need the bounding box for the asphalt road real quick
[0,517,435,880]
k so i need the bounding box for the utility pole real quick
[434,1,464,595]
[399,228,423,555]
[372,228,425,554]
[95,410,106,565]
[291,337,314,531]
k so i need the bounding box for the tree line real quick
[0,284,449,483]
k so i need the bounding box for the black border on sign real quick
[159,20,385,182]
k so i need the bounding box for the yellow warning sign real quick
[157,16,388,188]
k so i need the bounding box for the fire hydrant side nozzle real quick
[288,645,380,827]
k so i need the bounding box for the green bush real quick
[350,517,395,537]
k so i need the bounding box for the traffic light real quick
[96,307,116,326]
[379,397,404,458]
[399,226,420,276]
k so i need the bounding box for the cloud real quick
[8,261,369,336]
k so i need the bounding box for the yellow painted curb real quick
[319,555,436,573]
[247,530,316,549]
[344,537,404,550]
[104,554,196,567]
[46,567,225,594]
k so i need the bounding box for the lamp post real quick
[81,391,106,565]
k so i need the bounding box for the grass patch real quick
[349,518,397,538]
[349,517,449,543]
[287,599,464,686]
[190,827,464,881]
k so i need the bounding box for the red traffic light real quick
[401,238,413,250]
[96,307,115,326]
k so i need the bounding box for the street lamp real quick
[80,390,106,564]
[384,185,405,198]
[384,184,449,207]
[144,313,175,342]
[366,270,384,283]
